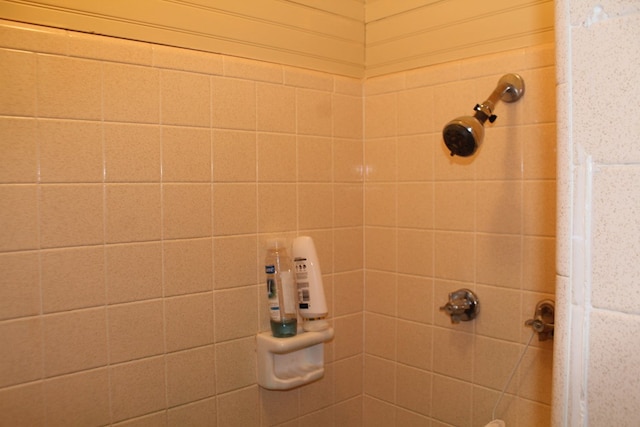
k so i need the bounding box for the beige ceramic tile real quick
[257,183,297,233]
[113,411,167,427]
[523,236,555,293]
[162,126,211,182]
[364,227,395,272]
[106,184,161,243]
[284,67,332,90]
[396,320,432,370]
[334,397,363,426]
[68,31,151,65]
[216,386,259,426]
[300,363,333,414]
[153,44,223,75]
[434,181,475,231]
[39,184,103,248]
[364,137,396,182]
[473,336,522,392]
[363,355,395,402]
[364,93,396,139]
[333,94,363,139]
[0,317,42,387]
[431,375,472,426]
[297,89,332,136]
[41,246,105,313]
[396,364,431,415]
[106,242,163,304]
[0,118,37,183]
[333,138,363,183]
[37,55,101,120]
[103,63,159,123]
[334,183,363,228]
[43,308,107,377]
[0,185,38,251]
[44,368,110,427]
[212,130,256,182]
[397,229,433,277]
[256,83,296,133]
[38,119,103,183]
[108,300,164,363]
[363,396,395,426]
[522,123,557,180]
[397,182,433,229]
[0,382,45,426]
[167,397,216,427]
[334,355,363,401]
[333,227,363,273]
[364,183,396,227]
[213,235,258,289]
[163,183,212,239]
[0,49,36,116]
[476,233,522,289]
[104,123,161,182]
[476,181,522,234]
[523,180,556,237]
[364,313,396,360]
[161,70,210,127]
[109,357,166,423]
[215,337,256,393]
[212,183,257,236]
[224,56,282,83]
[334,75,363,96]
[433,231,475,282]
[211,77,256,130]
[298,136,332,182]
[214,287,258,342]
[1,19,65,53]
[405,60,460,89]
[259,385,299,425]
[519,346,553,405]
[166,346,216,407]
[364,270,396,316]
[333,271,364,316]
[163,238,213,296]
[164,292,214,352]
[364,72,405,96]
[433,328,474,381]
[474,126,524,181]
[397,275,433,324]
[0,251,40,320]
[397,134,435,182]
[475,285,521,342]
[332,313,363,360]
[298,183,333,230]
[257,133,296,182]
[397,86,433,136]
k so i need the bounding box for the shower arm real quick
[473,74,525,124]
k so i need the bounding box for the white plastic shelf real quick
[256,327,334,390]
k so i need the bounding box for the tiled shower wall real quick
[361,46,556,426]
[0,19,365,426]
[0,19,556,427]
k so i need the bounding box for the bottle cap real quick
[266,238,286,249]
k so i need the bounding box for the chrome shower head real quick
[443,73,525,157]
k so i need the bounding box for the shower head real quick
[443,73,525,157]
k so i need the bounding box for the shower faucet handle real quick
[525,299,555,341]
[440,289,479,324]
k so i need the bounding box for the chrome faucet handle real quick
[525,300,555,341]
[440,289,479,324]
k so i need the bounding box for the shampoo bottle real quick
[264,239,297,337]
[292,236,328,331]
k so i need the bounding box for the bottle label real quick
[294,258,310,309]
[280,271,296,315]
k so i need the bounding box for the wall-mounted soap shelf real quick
[256,327,334,390]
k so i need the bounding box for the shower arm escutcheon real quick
[440,289,479,324]
[473,73,526,124]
